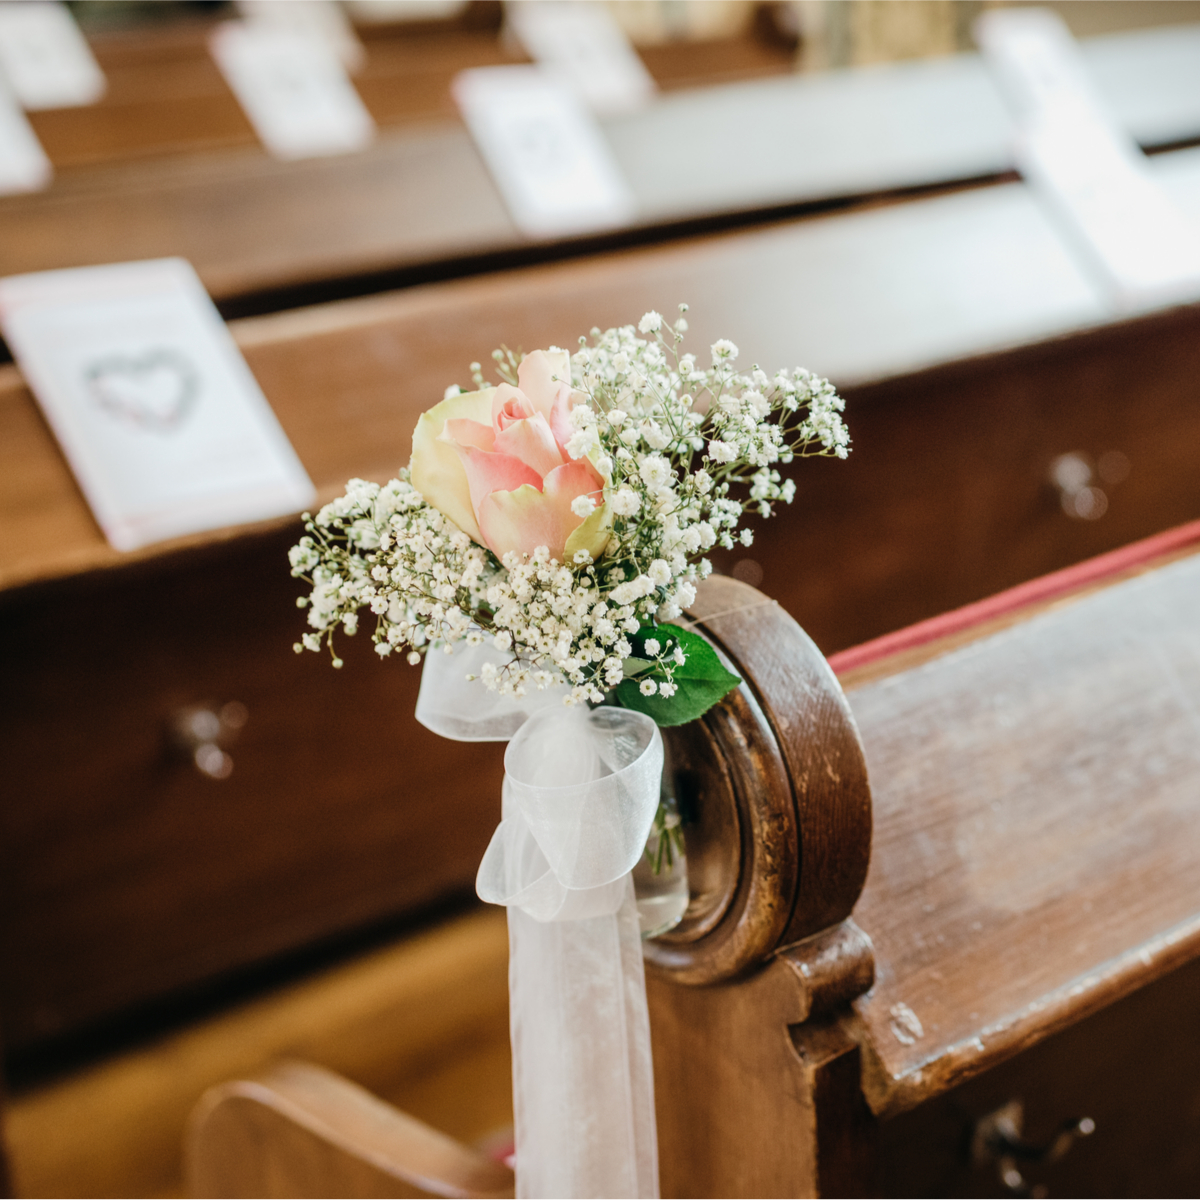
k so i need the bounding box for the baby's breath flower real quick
[609,488,641,517]
[289,309,847,703]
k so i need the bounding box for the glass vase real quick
[633,782,689,939]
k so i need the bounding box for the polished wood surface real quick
[646,576,871,984]
[6,217,1200,638]
[31,14,519,169]
[30,12,796,171]
[37,545,1200,1197]
[5,908,511,1199]
[186,1061,514,1199]
[1,24,1197,307]
[879,954,1200,1197]
[846,544,1200,1114]
[645,577,876,1196]
[5,213,1200,1057]
[646,543,1200,1196]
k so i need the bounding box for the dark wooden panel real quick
[744,305,1200,652]
[0,527,505,1052]
[879,954,1200,1198]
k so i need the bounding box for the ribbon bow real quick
[417,642,662,1199]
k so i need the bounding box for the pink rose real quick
[411,349,610,563]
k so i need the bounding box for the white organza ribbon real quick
[416,642,662,1199]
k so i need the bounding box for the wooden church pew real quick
[3,907,513,1199]
[39,3,797,171]
[1,22,1198,309]
[184,527,1200,1196]
[31,6,521,169]
[4,196,1200,1069]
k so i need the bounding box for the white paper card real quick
[346,0,467,22]
[977,8,1200,311]
[506,1,655,116]
[236,0,365,72]
[210,21,374,160]
[0,1,105,110]
[0,259,316,552]
[454,65,636,237]
[0,75,50,193]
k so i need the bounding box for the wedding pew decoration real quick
[287,309,849,1198]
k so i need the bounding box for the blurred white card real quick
[210,21,374,160]
[346,0,467,21]
[454,66,635,237]
[0,1,105,110]
[0,76,50,193]
[0,259,316,552]
[977,8,1200,311]
[507,1,655,116]
[236,0,365,72]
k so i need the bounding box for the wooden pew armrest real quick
[185,1060,514,1199]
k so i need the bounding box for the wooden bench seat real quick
[3,209,1200,1065]
[2,23,1198,309]
[31,9,799,171]
[180,530,1200,1196]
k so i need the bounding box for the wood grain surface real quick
[30,14,518,169]
[28,13,795,171]
[186,1061,515,1199]
[646,577,871,983]
[878,953,1200,1197]
[845,546,1200,1116]
[2,21,1197,308]
[4,219,1200,1059]
[6,231,1199,650]
[4,908,511,1199]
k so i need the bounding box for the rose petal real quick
[494,411,563,477]
[492,384,537,433]
[564,498,612,562]
[477,460,603,562]
[452,445,543,521]
[517,349,572,420]
[442,418,494,453]
[411,387,495,542]
[549,384,576,456]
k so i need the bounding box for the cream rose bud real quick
[410,349,611,564]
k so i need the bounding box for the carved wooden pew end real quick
[186,1060,514,1200]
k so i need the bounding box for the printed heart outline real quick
[84,348,201,434]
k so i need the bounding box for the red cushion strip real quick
[828,517,1200,677]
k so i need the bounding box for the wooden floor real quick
[3,908,512,1198]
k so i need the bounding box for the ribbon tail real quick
[508,874,659,1200]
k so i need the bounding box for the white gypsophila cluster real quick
[290,307,848,703]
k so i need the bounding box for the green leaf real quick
[615,624,741,727]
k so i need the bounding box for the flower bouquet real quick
[289,307,847,1198]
